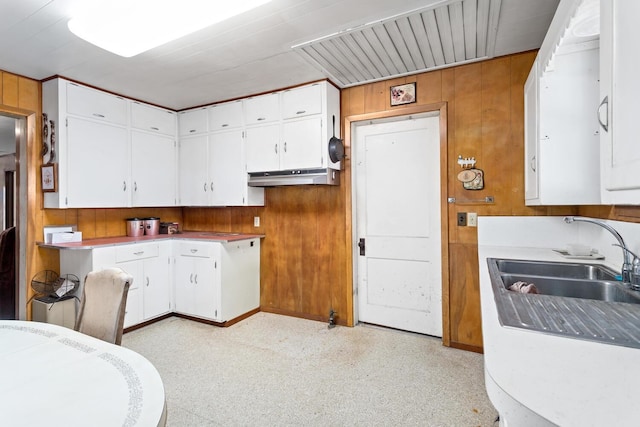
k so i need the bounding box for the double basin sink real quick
[494,259,640,305]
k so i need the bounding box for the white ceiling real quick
[0,0,559,153]
[0,0,559,112]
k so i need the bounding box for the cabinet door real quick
[282,84,322,119]
[174,256,196,316]
[117,259,143,328]
[142,254,171,319]
[281,117,324,170]
[66,117,129,207]
[524,65,539,202]
[193,257,218,320]
[209,129,245,205]
[131,102,177,136]
[178,135,208,205]
[178,108,208,137]
[600,0,640,196]
[66,82,128,126]
[209,101,243,131]
[244,93,280,125]
[245,124,281,172]
[131,131,176,207]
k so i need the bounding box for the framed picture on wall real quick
[390,82,416,106]
[41,163,57,192]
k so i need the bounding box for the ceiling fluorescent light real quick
[68,0,271,57]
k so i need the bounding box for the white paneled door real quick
[354,115,442,336]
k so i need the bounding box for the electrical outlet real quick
[254,216,260,227]
[467,212,477,227]
[457,212,467,226]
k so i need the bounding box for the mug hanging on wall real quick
[457,156,484,190]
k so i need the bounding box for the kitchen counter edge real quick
[37,232,265,250]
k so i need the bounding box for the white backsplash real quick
[478,215,640,273]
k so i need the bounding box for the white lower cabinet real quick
[173,238,260,322]
[60,241,172,329]
[58,238,259,328]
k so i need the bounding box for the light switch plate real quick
[254,216,260,227]
[467,212,478,227]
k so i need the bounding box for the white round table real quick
[0,320,166,426]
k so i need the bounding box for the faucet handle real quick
[613,244,640,288]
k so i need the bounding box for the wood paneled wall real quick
[16,51,640,348]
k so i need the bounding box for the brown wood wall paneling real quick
[8,51,637,350]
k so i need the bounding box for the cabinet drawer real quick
[244,93,280,125]
[179,108,208,136]
[209,101,243,131]
[66,82,127,126]
[282,84,322,119]
[115,243,160,263]
[131,102,177,135]
[176,241,215,258]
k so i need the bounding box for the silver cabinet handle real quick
[284,142,287,153]
[222,124,229,127]
[123,181,127,191]
[134,181,138,192]
[150,126,159,131]
[530,155,536,172]
[92,113,105,118]
[204,182,207,192]
[189,129,196,133]
[257,117,266,121]
[189,273,193,283]
[146,277,150,286]
[275,144,278,154]
[296,110,306,115]
[134,251,144,256]
[210,182,214,192]
[598,96,609,132]
[194,274,198,284]
[190,249,198,253]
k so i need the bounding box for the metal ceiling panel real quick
[293,0,504,88]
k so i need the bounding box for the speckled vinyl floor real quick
[122,313,497,426]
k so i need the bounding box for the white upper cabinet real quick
[66,82,127,126]
[244,81,341,173]
[244,93,280,125]
[43,78,177,208]
[599,0,640,204]
[131,102,177,136]
[208,100,243,131]
[178,108,208,137]
[524,0,601,206]
[282,84,322,119]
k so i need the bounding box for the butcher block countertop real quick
[38,231,264,250]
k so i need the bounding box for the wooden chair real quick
[75,268,132,345]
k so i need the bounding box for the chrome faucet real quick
[563,216,637,287]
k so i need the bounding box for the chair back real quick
[75,268,132,345]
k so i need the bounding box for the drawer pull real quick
[134,251,144,256]
[190,249,198,253]
[150,126,160,131]
[189,129,196,133]
[296,110,306,115]
[257,117,266,121]
[221,123,229,127]
[92,113,105,118]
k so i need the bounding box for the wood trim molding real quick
[343,101,450,344]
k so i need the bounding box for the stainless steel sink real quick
[500,273,640,304]
[494,259,618,281]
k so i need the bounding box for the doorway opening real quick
[0,114,23,320]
